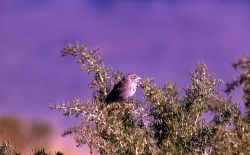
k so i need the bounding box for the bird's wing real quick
[105,81,123,102]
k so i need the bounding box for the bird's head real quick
[126,73,142,86]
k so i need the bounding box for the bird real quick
[105,73,141,103]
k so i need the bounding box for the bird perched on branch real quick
[105,73,141,103]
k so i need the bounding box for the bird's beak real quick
[137,77,142,84]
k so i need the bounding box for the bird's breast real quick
[125,84,137,98]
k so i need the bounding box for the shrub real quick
[50,43,250,154]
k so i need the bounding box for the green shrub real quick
[50,43,250,154]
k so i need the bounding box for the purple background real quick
[0,0,250,154]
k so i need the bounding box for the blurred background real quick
[0,0,250,154]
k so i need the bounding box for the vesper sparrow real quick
[105,73,141,103]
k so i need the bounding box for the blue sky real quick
[0,0,250,153]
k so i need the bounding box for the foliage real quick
[50,43,250,154]
[0,141,63,155]
[0,141,20,155]
[32,148,63,155]
[225,55,250,120]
